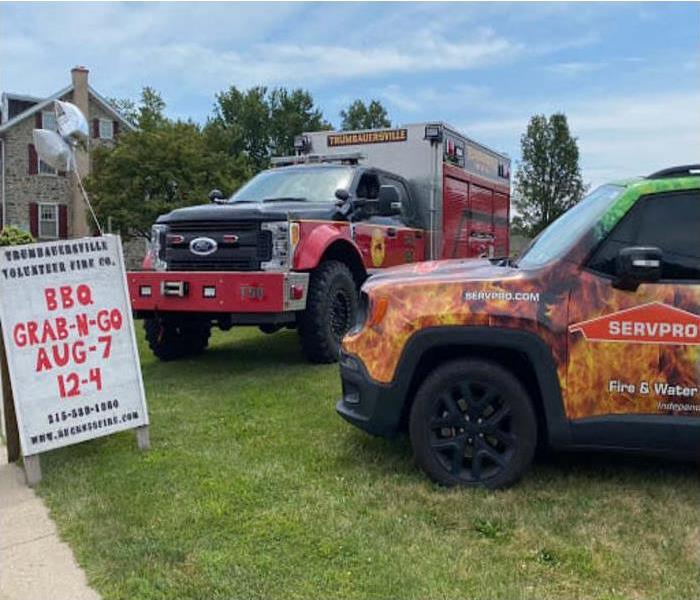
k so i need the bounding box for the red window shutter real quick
[35,112,42,128]
[58,205,68,239]
[92,118,100,138]
[28,144,38,175]
[29,203,39,238]
[113,120,120,137]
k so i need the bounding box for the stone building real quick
[0,67,145,266]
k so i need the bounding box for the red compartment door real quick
[468,184,494,257]
[441,175,469,259]
[493,191,509,256]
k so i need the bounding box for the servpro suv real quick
[337,165,700,488]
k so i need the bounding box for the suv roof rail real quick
[271,152,365,167]
[647,164,700,179]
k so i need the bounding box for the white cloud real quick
[546,61,605,76]
[463,90,700,187]
[379,83,493,115]
[1,3,521,100]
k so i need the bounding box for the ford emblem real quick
[189,237,218,256]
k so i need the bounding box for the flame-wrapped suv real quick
[337,165,700,488]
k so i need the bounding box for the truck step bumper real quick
[128,271,309,314]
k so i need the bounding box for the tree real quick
[512,113,586,238]
[340,99,391,130]
[107,97,138,127]
[206,86,331,172]
[87,93,249,239]
[107,87,166,130]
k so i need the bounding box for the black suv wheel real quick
[409,359,537,489]
[298,260,358,364]
[144,316,211,361]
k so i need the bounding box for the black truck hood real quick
[157,201,340,224]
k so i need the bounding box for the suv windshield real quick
[229,166,353,204]
[517,184,625,269]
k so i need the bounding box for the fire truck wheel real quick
[144,317,211,361]
[298,260,358,364]
[409,359,537,489]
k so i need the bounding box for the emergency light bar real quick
[271,152,366,167]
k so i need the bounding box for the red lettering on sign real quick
[569,302,700,345]
[44,284,94,311]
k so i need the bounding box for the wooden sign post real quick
[0,235,149,486]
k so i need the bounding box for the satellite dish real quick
[32,129,73,171]
[54,100,88,143]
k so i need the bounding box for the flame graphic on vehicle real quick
[343,261,700,420]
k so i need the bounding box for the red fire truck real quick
[129,123,511,363]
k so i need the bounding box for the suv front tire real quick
[409,359,537,489]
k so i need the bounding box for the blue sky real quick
[2,2,698,186]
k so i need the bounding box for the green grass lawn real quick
[38,327,700,600]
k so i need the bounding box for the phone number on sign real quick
[47,398,120,424]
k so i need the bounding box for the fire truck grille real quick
[165,221,272,271]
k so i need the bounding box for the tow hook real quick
[160,281,189,298]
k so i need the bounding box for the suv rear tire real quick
[409,359,537,489]
[144,316,211,361]
[298,260,358,364]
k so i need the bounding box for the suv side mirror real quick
[613,246,663,290]
[377,185,401,216]
[209,189,225,203]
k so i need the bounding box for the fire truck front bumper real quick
[128,271,310,316]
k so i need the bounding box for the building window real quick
[99,119,114,140]
[42,110,57,131]
[39,203,58,239]
[38,111,58,175]
[39,159,57,175]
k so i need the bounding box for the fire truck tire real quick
[409,359,537,489]
[298,260,358,364]
[144,317,211,361]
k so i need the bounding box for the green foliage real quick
[87,118,250,239]
[206,86,332,172]
[340,99,391,130]
[107,87,167,130]
[0,225,34,246]
[107,97,138,127]
[513,113,586,237]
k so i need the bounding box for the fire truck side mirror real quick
[335,188,350,202]
[208,189,226,203]
[378,185,401,216]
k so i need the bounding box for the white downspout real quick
[1,137,5,228]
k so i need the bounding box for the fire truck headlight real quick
[261,221,292,271]
[149,224,168,272]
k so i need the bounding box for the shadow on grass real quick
[533,448,699,483]
[336,429,699,489]
[141,329,311,379]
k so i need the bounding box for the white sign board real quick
[0,235,148,456]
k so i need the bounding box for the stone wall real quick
[1,104,72,234]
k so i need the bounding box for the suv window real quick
[588,190,700,281]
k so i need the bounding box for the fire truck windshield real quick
[229,166,354,204]
[517,184,625,269]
